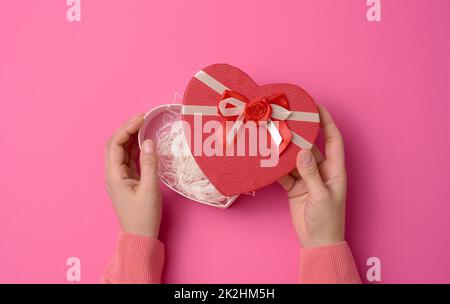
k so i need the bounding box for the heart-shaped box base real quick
[138,104,239,209]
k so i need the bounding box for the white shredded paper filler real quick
[156,109,231,205]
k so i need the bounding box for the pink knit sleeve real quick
[299,241,362,284]
[102,232,165,284]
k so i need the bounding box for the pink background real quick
[1,0,449,283]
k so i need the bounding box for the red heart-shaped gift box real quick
[180,63,320,196]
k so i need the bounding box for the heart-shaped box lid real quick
[181,64,320,196]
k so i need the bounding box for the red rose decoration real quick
[244,97,272,122]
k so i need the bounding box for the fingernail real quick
[143,140,154,154]
[300,150,313,165]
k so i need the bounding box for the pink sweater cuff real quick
[102,232,165,284]
[299,241,362,284]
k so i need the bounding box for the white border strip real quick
[195,71,229,94]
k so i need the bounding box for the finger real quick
[107,114,144,167]
[290,169,300,179]
[318,105,345,164]
[297,149,327,196]
[278,173,309,199]
[312,145,325,165]
[138,139,160,194]
[111,114,144,148]
[128,140,140,172]
[286,179,308,199]
[288,146,323,180]
[278,174,296,191]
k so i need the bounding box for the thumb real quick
[139,139,159,193]
[297,149,327,196]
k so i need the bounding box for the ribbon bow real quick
[218,90,294,154]
[181,70,320,153]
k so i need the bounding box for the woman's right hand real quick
[278,105,347,248]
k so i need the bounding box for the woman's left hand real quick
[105,113,162,238]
